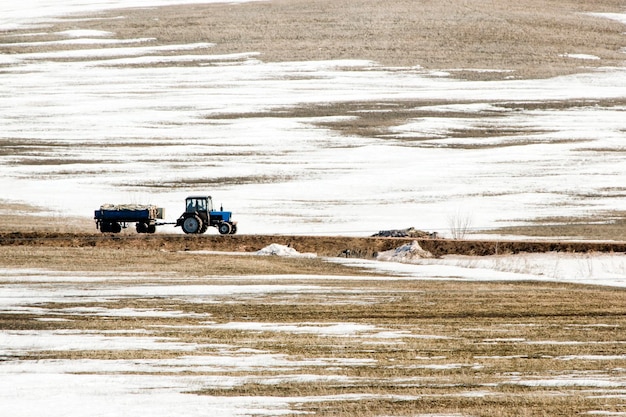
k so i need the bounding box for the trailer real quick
[94,204,164,233]
[94,196,237,235]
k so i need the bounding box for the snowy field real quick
[1,247,626,416]
[2,1,626,416]
[0,1,625,235]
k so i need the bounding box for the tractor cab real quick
[185,196,212,214]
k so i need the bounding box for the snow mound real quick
[256,244,316,258]
[377,241,433,263]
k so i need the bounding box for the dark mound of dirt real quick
[372,227,438,239]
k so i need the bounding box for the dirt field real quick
[15,0,625,80]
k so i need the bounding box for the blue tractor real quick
[175,195,237,235]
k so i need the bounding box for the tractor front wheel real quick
[182,215,202,234]
[218,222,232,235]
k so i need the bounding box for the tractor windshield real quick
[185,197,213,213]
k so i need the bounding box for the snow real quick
[0,0,265,31]
[1,260,626,415]
[560,53,601,60]
[5,37,155,47]
[0,3,625,236]
[376,240,434,261]
[0,267,396,416]
[14,42,215,60]
[255,243,316,257]
[0,371,297,417]
[57,29,114,37]
[1,1,626,415]
[335,251,626,287]
[1,330,202,353]
[0,281,321,307]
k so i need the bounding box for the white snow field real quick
[0,1,625,235]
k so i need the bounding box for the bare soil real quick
[2,231,626,258]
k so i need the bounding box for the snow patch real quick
[377,241,434,262]
[2,37,155,47]
[208,321,377,337]
[56,29,113,38]
[256,243,316,258]
[560,53,601,60]
[0,330,200,354]
[509,378,626,388]
[337,251,626,288]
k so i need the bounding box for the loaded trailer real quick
[94,196,237,235]
[94,204,164,234]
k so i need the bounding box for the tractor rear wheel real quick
[182,215,202,234]
[229,224,237,234]
[218,222,232,235]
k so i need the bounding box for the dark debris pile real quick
[372,227,438,239]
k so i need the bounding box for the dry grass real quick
[486,212,626,241]
[205,97,626,144]
[3,264,626,416]
[1,234,625,416]
[0,245,367,276]
[0,200,94,233]
[3,0,624,79]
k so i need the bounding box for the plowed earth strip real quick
[1,232,625,257]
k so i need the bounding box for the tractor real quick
[175,195,237,235]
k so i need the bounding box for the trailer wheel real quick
[218,222,232,235]
[101,222,121,233]
[136,223,148,233]
[147,225,156,234]
[182,215,201,234]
